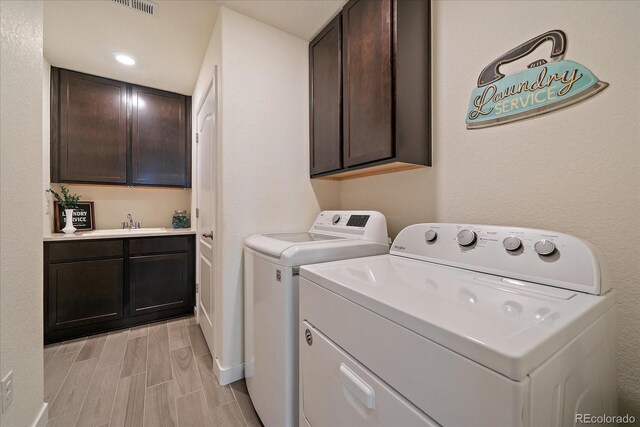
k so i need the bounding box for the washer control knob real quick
[534,239,556,256]
[425,230,437,242]
[457,229,477,247]
[332,214,341,225]
[503,236,522,251]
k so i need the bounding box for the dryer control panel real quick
[311,211,389,244]
[390,223,609,295]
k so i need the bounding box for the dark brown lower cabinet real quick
[48,259,124,328]
[44,235,195,344]
[130,253,189,316]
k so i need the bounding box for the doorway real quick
[196,71,218,358]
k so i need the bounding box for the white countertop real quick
[43,227,197,241]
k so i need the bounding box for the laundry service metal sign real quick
[466,30,608,129]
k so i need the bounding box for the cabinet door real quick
[47,259,124,329]
[129,253,190,316]
[342,0,394,167]
[310,15,342,176]
[131,85,190,187]
[54,69,128,183]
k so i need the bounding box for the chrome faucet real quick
[122,213,141,229]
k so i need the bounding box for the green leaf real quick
[48,185,81,209]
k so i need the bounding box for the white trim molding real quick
[32,402,48,427]
[214,358,244,386]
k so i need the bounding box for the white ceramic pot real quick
[62,208,76,234]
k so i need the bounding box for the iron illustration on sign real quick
[465,30,608,129]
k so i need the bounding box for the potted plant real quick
[47,186,81,234]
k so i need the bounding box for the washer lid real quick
[245,233,347,258]
[243,210,390,266]
[245,233,388,267]
[263,232,344,243]
[300,255,615,380]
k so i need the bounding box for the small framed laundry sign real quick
[54,201,95,233]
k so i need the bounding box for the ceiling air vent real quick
[112,0,159,18]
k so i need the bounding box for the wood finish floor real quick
[44,316,262,427]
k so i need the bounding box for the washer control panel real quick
[310,211,388,244]
[424,230,437,242]
[390,223,609,295]
[534,239,556,256]
[456,229,477,246]
[346,215,371,227]
[503,236,522,252]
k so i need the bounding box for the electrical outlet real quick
[2,371,14,412]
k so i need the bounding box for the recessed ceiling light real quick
[113,52,135,66]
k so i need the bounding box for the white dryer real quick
[299,223,616,427]
[244,211,389,427]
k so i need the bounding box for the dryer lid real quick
[301,255,615,380]
[391,223,611,295]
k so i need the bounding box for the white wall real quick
[340,0,640,416]
[192,7,340,373]
[45,184,191,232]
[219,7,340,368]
[341,167,436,237]
[1,1,47,426]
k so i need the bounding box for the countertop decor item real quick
[172,210,190,229]
[48,186,81,234]
[53,201,95,233]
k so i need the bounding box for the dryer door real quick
[300,321,439,427]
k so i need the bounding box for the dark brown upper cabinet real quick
[343,0,394,167]
[309,14,343,176]
[309,0,431,180]
[51,67,191,188]
[53,69,128,184]
[131,85,191,187]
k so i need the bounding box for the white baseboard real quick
[214,358,244,386]
[32,402,48,427]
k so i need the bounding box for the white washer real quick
[244,211,389,427]
[299,223,616,427]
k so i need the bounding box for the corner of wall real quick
[1,1,46,425]
[43,57,52,236]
